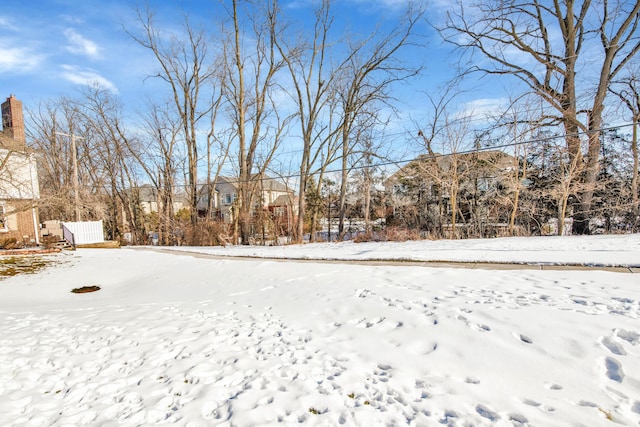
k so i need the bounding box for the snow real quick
[1,235,639,426]
[166,233,640,266]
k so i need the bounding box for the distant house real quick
[199,175,297,225]
[385,150,518,234]
[116,184,186,243]
[0,95,40,245]
[132,184,185,215]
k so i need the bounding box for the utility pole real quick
[56,131,83,222]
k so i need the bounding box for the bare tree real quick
[222,0,292,244]
[27,98,91,222]
[416,79,465,236]
[609,67,640,229]
[138,102,182,245]
[203,89,230,221]
[505,112,532,235]
[274,0,344,243]
[414,102,476,238]
[442,0,640,234]
[483,94,546,235]
[76,87,148,243]
[129,7,220,230]
[336,4,424,239]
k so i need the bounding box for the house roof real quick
[258,177,290,192]
[271,194,297,206]
[136,184,157,202]
[215,175,291,193]
[387,150,515,183]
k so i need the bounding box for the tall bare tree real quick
[336,4,424,239]
[138,102,181,245]
[27,98,96,222]
[27,100,74,222]
[609,67,640,229]
[76,87,148,243]
[442,0,640,234]
[129,7,220,229]
[222,0,292,244]
[274,0,344,243]
[416,79,467,236]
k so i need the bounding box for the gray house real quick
[198,175,296,224]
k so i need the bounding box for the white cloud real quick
[0,16,19,31]
[350,0,424,10]
[60,65,118,93]
[456,97,508,122]
[64,28,101,59]
[284,0,312,9]
[0,46,42,73]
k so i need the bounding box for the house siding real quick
[0,201,39,244]
[0,95,40,246]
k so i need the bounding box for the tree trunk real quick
[632,117,639,230]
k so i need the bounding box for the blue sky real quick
[1,0,160,107]
[1,1,499,109]
[1,0,510,168]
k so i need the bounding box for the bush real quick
[41,235,60,249]
[0,237,21,249]
[353,227,423,243]
[353,231,378,243]
[183,220,232,246]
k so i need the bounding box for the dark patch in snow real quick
[601,337,626,355]
[520,334,532,344]
[476,404,500,421]
[605,357,624,383]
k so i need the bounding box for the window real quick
[477,178,491,192]
[224,193,232,205]
[0,204,7,231]
[393,184,407,196]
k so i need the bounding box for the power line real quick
[259,109,633,159]
[131,121,636,189]
[297,122,636,180]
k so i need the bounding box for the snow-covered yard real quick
[1,235,639,426]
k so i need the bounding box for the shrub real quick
[352,227,423,243]
[0,237,20,249]
[183,220,232,246]
[41,235,59,249]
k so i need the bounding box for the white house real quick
[0,95,40,245]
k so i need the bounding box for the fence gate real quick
[62,220,105,245]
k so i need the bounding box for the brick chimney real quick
[1,94,26,146]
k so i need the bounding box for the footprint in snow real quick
[438,409,458,424]
[352,317,385,328]
[355,289,373,298]
[521,398,541,407]
[519,334,533,344]
[616,329,639,345]
[604,357,624,383]
[471,323,491,332]
[600,336,626,355]
[455,314,490,332]
[545,383,563,390]
[476,404,500,421]
[508,412,529,424]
